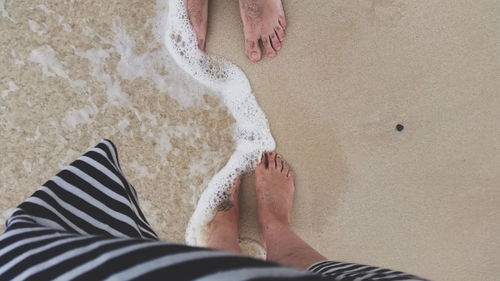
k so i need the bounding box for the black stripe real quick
[0,235,69,266]
[25,238,148,281]
[71,159,128,199]
[0,228,57,249]
[4,220,42,231]
[28,190,112,236]
[57,169,145,235]
[134,256,278,281]
[248,276,327,281]
[17,201,78,233]
[44,180,140,237]
[1,236,103,280]
[309,261,340,272]
[69,159,155,235]
[316,262,357,274]
[87,142,156,237]
[102,139,123,171]
[96,142,120,170]
[73,244,203,280]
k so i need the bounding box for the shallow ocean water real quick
[0,0,270,250]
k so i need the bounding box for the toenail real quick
[251,52,259,60]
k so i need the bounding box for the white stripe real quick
[105,250,233,281]
[7,214,34,224]
[307,260,333,271]
[90,147,120,172]
[92,143,153,237]
[25,197,85,233]
[95,143,142,218]
[15,237,134,281]
[51,176,141,233]
[321,263,358,274]
[137,225,158,239]
[0,235,89,274]
[0,233,70,257]
[30,216,68,231]
[52,241,163,281]
[65,164,153,237]
[64,166,130,206]
[79,156,124,188]
[77,156,150,228]
[335,265,380,280]
[5,218,34,225]
[38,187,128,237]
[0,227,46,242]
[193,267,310,281]
[8,213,66,231]
[102,140,121,172]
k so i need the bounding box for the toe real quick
[245,38,262,62]
[268,152,277,169]
[262,36,276,57]
[263,152,270,169]
[198,38,206,51]
[270,32,281,51]
[276,155,283,171]
[274,25,285,42]
[256,152,267,171]
[278,15,287,30]
[286,169,293,178]
[281,159,289,175]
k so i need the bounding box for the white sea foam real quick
[28,45,87,88]
[28,20,45,36]
[1,80,18,98]
[156,0,276,246]
[0,0,13,21]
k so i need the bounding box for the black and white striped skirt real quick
[0,140,427,281]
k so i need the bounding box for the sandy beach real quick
[208,1,500,280]
[1,0,499,280]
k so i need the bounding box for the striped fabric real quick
[0,140,428,281]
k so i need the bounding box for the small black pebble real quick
[396,124,404,132]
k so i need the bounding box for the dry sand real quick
[1,1,499,281]
[207,1,500,280]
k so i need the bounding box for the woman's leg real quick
[255,152,429,281]
[207,178,242,254]
[0,140,323,281]
[255,152,326,269]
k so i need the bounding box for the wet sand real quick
[0,0,236,245]
[1,1,499,281]
[206,1,500,280]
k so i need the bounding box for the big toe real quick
[187,0,208,51]
[246,38,262,62]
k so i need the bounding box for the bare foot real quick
[239,0,287,62]
[255,152,325,268]
[207,177,242,254]
[255,152,294,230]
[186,0,209,51]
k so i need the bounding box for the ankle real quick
[260,219,292,240]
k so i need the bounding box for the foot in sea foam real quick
[207,177,242,254]
[239,0,287,62]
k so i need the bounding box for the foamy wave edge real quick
[156,0,275,246]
